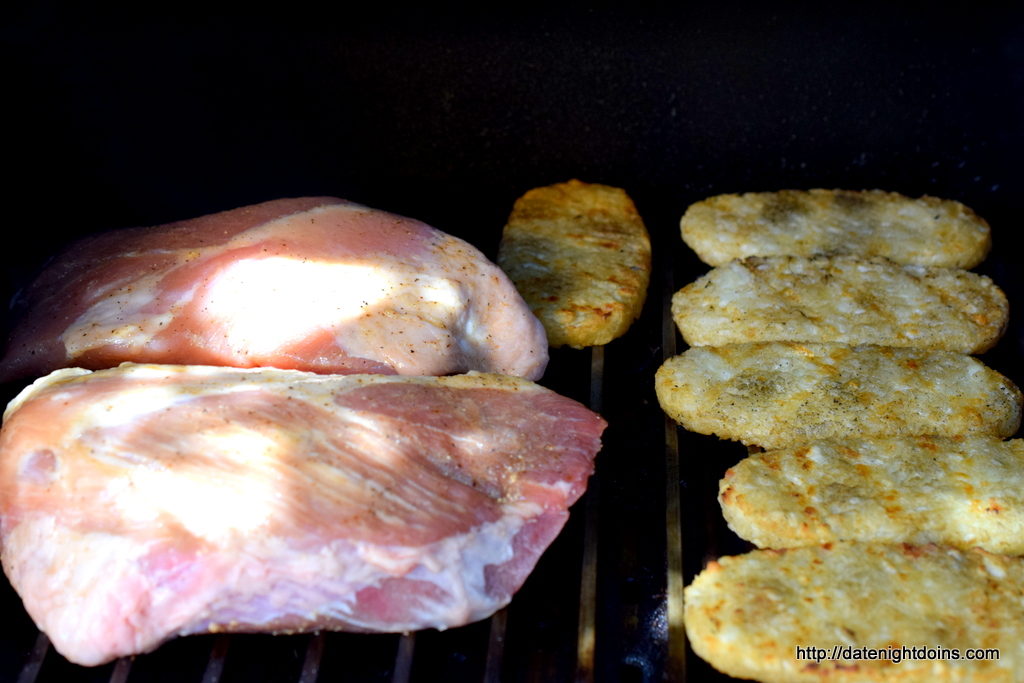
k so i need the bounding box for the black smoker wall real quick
[4,2,1023,374]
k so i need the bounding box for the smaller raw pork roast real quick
[0,197,548,381]
[0,364,606,666]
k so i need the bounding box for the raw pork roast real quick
[0,197,548,382]
[0,363,605,666]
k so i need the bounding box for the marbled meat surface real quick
[0,364,605,665]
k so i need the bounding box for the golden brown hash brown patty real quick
[684,542,1024,682]
[654,342,1021,449]
[680,188,991,268]
[497,179,651,348]
[672,255,1007,353]
[719,435,1024,554]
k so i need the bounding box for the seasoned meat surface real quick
[0,197,548,381]
[0,364,605,665]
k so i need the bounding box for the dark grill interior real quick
[3,4,1023,681]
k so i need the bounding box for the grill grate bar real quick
[201,635,229,683]
[298,633,325,683]
[574,346,605,683]
[16,632,49,683]
[391,633,415,683]
[662,254,687,681]
[482,607,507,682]
[108,656,132,683]
[588,345,606,417]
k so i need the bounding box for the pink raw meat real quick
[0,363,605,666]
[0,197,548,381]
